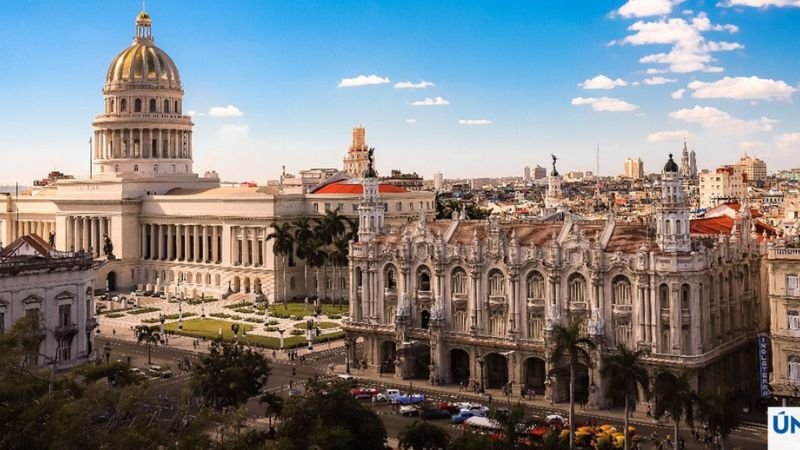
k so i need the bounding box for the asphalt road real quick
[98,337,767,449]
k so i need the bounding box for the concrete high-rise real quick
[735,154,767,184]
[433,172,444,190]
[523,166,531,182]
[623,157,644,179]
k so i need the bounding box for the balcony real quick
[682,308,691,322]
[527,298,545,310]
[569,301,587,312]
[417,290,433,302]
[384,287,398,299]
[489,295,507,305]
[55,322,79,337]
[660,308,670,325]
[612,304,632,317]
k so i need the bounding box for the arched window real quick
[488,270,505,296]
[163,99,170,113]
[172,164,176,173]
[133,165,139,172]
[612,275,632,306]
[659,284,670,309]
[134,98,142,112]
[174,100,179,113]
[790,356,800,382]
[149,99,156,112]
[681,284,690,310]
[526,271,545,300]
[665,220,672,235]
[114,164,119,172]
[417,267,431,291]
[384,265,397,290]
[568,273,586,304]
[154,164,159,173]
[121,99,127,112]
[675,219,682,235]
[110,99,115,112]
[451,267,467,295]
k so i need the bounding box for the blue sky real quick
[1,0,800,183]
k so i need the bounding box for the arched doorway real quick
[450,349,470,384]
[523,357,546,394]
[232,276,241,292]
[407,343,431,379]
[420,310,430,329]
[253,277,262,294]
[243,277,251,293]
[554,363,590,404]
[106,271,117,291]
[654,372,679,411]
[380,341,397,374]
[485,353,509,389]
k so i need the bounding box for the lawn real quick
[165,318,344,349]
[292,321,340,330]
[267,302,348,318]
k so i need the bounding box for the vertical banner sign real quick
[759,333,770,399]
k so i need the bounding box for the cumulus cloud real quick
[394,80,435,89]
[643,76,677,85]
[579,74,628,90]
[458,119,493,125]
[778,133,800,148]
[669,106,777,133]
[648,130,692,142]
[208,105,243,117]
[571,97,638,112]
[338,74,390,88]
[616,0,684,18]
[718,0,800,7]
[671,88,686,99]
[411,96,450,106]
[405,118,417,124]
[687,76,797,101]
[614,13,741,73]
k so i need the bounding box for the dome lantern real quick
[663,153,679,173]
[135,10,153,41]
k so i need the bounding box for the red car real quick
[351,388,381,399]
[437,402,461,414]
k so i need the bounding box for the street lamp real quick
[178,291,184,331]
[477,355,486,394]
[159,313,166,343]
[200,292,206,319]
[278,328,286,352]
[103,341,112,364]
[344,339,351,374]
[306,319,314,351]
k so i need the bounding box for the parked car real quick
[375,388,400,402]
[452,410,484,425]
[161,369,173,378]
[420,408,453,420]
[129,368,145,376]
[437,402,462,414]
[400,405,420,417]
[336,374,357,387]
[393,393,425,405]
[351,388,380,399]
[458,402,490,414]
[147,365,162,377]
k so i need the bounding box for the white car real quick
[376,388,401,402]
[458,402,489,414]
[399,405,420,417]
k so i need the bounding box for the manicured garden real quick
[164,318,344,349]
[292,321,339,330]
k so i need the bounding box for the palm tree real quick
[549,318,597,450]
[653,371,696,450]
[259,391,284,429]
[697,387,738,450]
[135,325,161,365]
[267,222,294,308]
[304,234,328,302]
[600,345,651,450]
[292,217,313,306]
[328,237,350,309]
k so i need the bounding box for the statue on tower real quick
[364,148,377,178]
[550,154,559,176]
[48,231,55,248]
[103,234,115,260]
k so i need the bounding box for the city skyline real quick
[2,0,799,184]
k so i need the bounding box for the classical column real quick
[81,217,89,252]
[167,224,174,260]
[212,226,219,263]
[469,269,479,330]
[671,284,681,354]
[242,227,250,266]
[89,218,97,256]
[149,224,156,260]
[184,224,191,261]
[140,224,147,259]
[202,226,209,262]
[190,225,198,263]
[262,227,268,267]
[638,284,647,343]
[691,283,702,355]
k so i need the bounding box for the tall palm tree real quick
[292,218,313,305]
[267,222,294,308]
[600,344,651,450]
[328,237,350,309]
[549,318,597,450]
[259,391,284,428]
[653,370,696,450]
[135,325,161,365]
[319,209,347,245]
[304,234,328,302]
[697,387,738,450]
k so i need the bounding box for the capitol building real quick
[344,154,769,410]
[0,11,434,303]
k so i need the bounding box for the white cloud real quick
[338,74,390,88]
[570,96,639,112]
[458,119,493,125]
[648,130,692,142]
[643,76,677,85]
[687,76,797,101]
[616,13,742,73]
[617,0,684,18]
[645,68,668,74]
[411,96,450,106]
[671,88,686,99]
[405,118,417,124]
[669,105,777,133]
[208,105,243,117]
[778,133,800,148]
[739,140,768,151]
[394,80,435,89]
[718,0,800,7]
[579,74,628,90]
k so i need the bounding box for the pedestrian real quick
[646,404,652,418]
[520,385,526,400]
[272,350,276,358]
[112,329,116,336]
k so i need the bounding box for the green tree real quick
[398,420,451,450]
[600,344,651,450]
[697,387,739,450]
[260,391,284,429]
[447,432,493,450]
[489,403,527,449]
[192,339,271,411]
[653,371,696,450]
[278,379,386,450]
[549,319,596,450]
[267,222,294,307]
[328,237,350,308]
[304,232,328,301]
[292,217,314,306]
[135,325,160,365]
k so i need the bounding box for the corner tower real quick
[91,11,195,179]
[656,153,691,253]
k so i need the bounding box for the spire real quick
[135,10,153,41]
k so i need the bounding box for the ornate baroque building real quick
[0,11,434,303]
[344,155,767,409]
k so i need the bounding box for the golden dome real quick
[104,12,181,90]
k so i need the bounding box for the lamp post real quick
[344,339,351,374]
[200,292,205,319]
[159,313,166,341]
[103,341,112,365]
[278,328,286,352]
[231,323,240,342]
[477,355,486,394]
[178,291,184,331]
[306,319,314,351]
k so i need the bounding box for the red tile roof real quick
[0,234,52,259]
[313,182,408,194]
[690,216,776,241]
